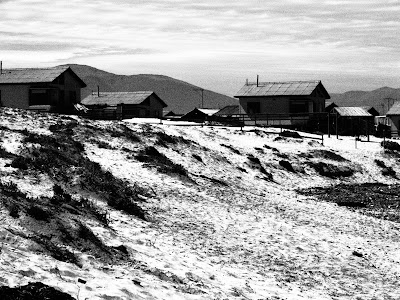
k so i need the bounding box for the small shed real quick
[81,91,167,119]
[181,108,220,122]
[386,101,400,136]
[332,107,374,136]
[0,66,86,112]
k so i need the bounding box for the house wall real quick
[238,96,326,115]
[0,85,30,108]
[238,96,289,114]
[63,70,83,104]
[148,94,165,117]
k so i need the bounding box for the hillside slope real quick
[331,87,400,114]
[0,108,400,299]
[66,64,237,115]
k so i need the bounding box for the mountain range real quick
[330,87,400,115]
[66,64,237,115]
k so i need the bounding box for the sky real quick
[1,0,399,96]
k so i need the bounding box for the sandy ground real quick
[0,109,399,299]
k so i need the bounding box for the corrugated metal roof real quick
[334,107,372,117]
[197,108,220,116]
[0,66,70,84]
[386,101,400,115]
[234,80,330,98]
[82,91,152,106]
[215,105,240,116]
[81,91,167,107]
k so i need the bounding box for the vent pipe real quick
[256,75,259,87]
[0,61,2,75]
[97,85,100,97]
[246,78,248,85]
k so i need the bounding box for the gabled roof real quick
[325,101,337,108]
[386,101,400,116]
[333,107,372,117]
[234,80,330,99]
[215,105,240,116]
[81,91,167,107]
[0,66,86,87]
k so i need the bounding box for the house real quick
[0,66,86,112]
[180,108,220,122]
[386,101,400,136]
[332,107,374,136]
[235,80,330,115]
[81,91,167,119]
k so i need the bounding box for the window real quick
[247,102,260,114]
[29,89,49,106]
[289,101,308,113]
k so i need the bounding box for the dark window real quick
[0,90,2,106]
[247,102,260,114]
[29,89,50,106]
[290,101,308,113]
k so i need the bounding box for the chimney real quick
[97,85,100,97]
[246,78,248,86]
[0,61,2,75]
[256,75,259,87]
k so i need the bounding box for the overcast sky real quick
[1,0,399,96]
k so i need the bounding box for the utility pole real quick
[194,88,204,108]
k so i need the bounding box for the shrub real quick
[374,159,396,178]
[10,156,31,170]
[156,131,192,146]
[279,160,295,172]
[280,131,302,139]
[32,236,79,265]
[118,124,142,142]
[136,146,187,177]
[27,205,51,221]
[381,141,400,151]
[311,162,354,178]
[8,203,20,218]
[0,282,76,300]
[192,154,203,163]
[310,150,347,162]
[97,140,113,149]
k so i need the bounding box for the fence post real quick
[328,113,330,138]
[336,113,338,139]
[321,133,324,146]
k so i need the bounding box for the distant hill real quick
[330,87,400,115]
[64,64,237,114]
